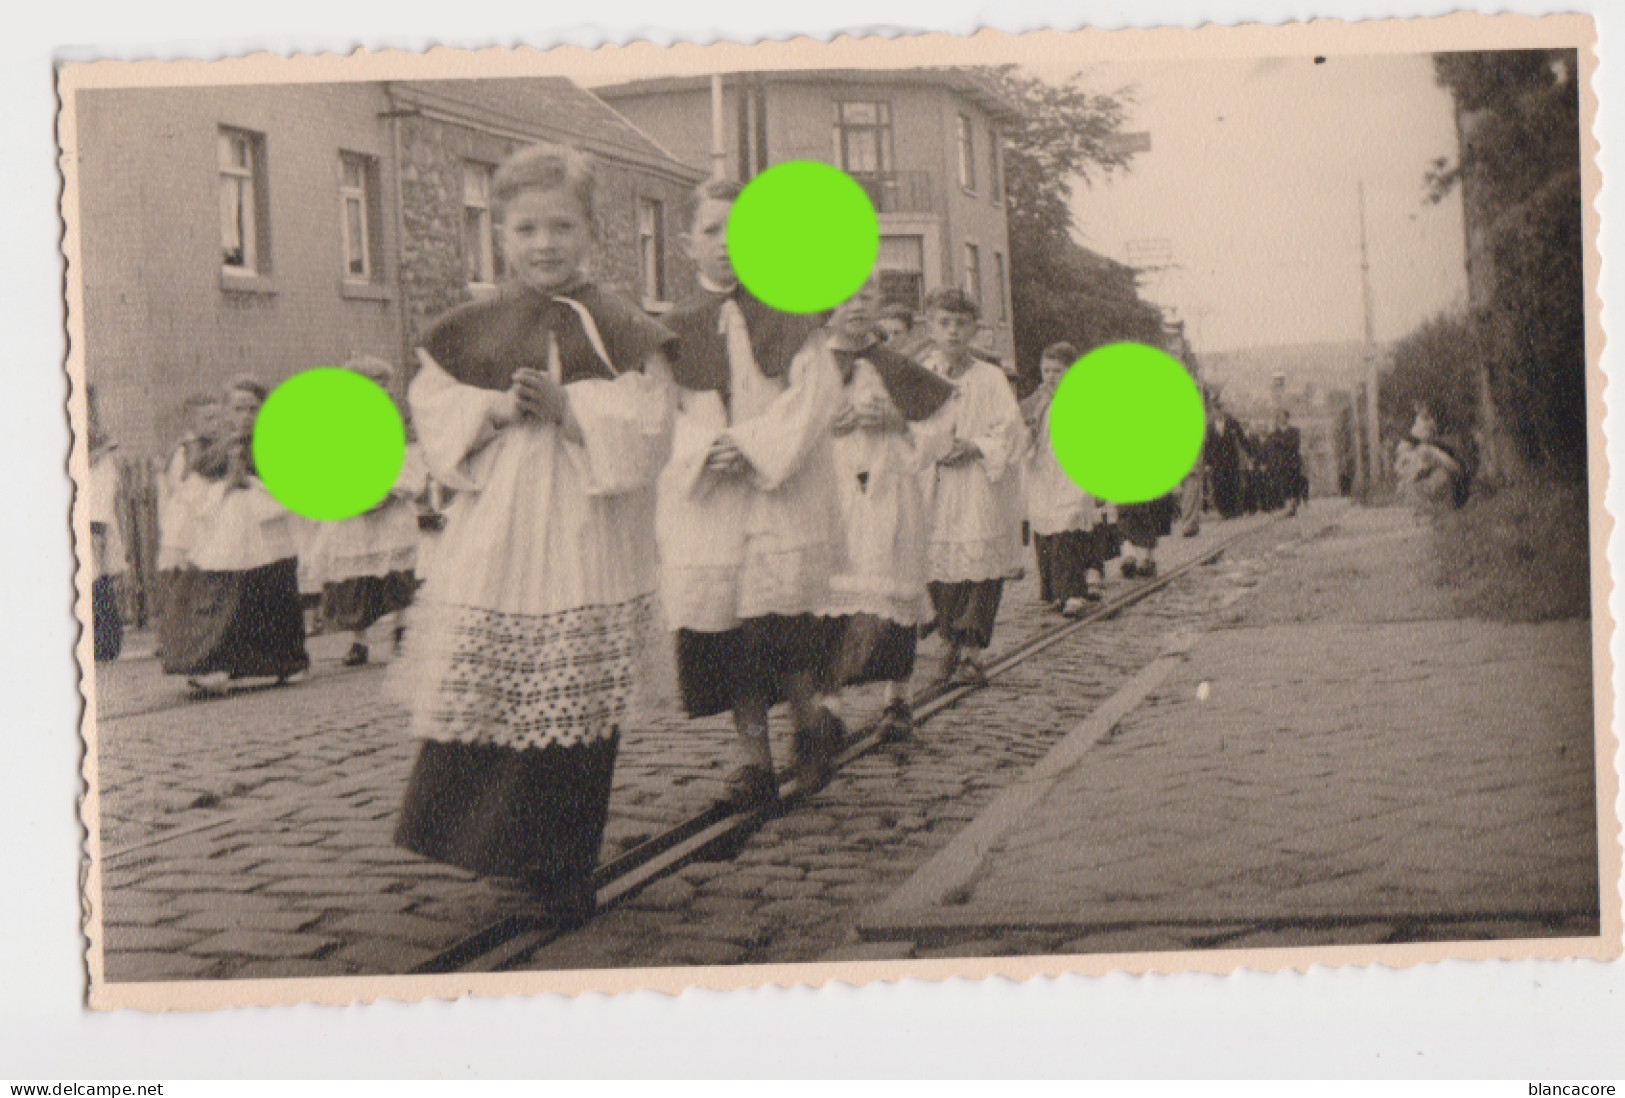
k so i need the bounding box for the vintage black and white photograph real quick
[62,14,1616,1009]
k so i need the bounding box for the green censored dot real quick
[253,368,406,521]
[728,161,880,313]
[1049,343,1205,504]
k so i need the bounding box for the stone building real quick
[73,77,704,461]
[593,69,1020,366]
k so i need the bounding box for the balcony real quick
[850,171,933,214]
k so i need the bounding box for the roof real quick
[592,68,1023,126]
[1201,341,1385,390]
[388,78,704,183]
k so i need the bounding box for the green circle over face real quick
[1049,342,1206,504]
[727,161,880,313]
[252,368,406,521]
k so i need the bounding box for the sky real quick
[574,49,1469,357]
[1043,54,1469,354]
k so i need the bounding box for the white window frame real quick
[877,234,926,313]
[463,161,497,287]
[218,128,261,275]
[989,132,1002,203]
[956,114,977,193]
[339,152,373,282]
[993,250,1008,321]
[963,241,982,307]
[637,196,666,305]
[833,100,895,176]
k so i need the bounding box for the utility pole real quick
[710,75,727,181]
[1357,180,1383,495]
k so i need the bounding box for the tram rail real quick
[408,514,1284,975]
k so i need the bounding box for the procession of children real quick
[95,139,1247,921]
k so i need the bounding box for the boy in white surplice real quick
[657,179,847,810]
[821,277,955,742]
[390,143,677,924]
[917,288,1026,687]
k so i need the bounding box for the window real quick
[637,197,666,303]
[956,114,976,192]
[339,152,381,282]
[993,250,1008,321]
[834,100,894,176]
[989,132,1002,203]
[218,127,268,275]
[462,161,500,286]
[962,242,982,307]
[877,235,925,313]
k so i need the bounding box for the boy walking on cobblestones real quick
[657,179,846,809]
[918,288,1026,686]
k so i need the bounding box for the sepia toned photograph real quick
[61,14,1618,1011]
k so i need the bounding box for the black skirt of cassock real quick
[394,735,619,884]
[1034,529,1111,603]
[674,614,842,719]
[1116,496,1180,547]
[831,613,918,687]
[92,575,123,662]
[321,571,417,632]
[159,558,310,678]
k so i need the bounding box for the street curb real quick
[858,653,1185,936]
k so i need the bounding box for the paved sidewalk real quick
[859,505,1606,954]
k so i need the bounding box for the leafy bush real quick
[1380,311,1481,446]
[1428,476,1591,621]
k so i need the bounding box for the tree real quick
[1380,311,1481,450]
[1427,50,1586,480]
[971,66,1167,387]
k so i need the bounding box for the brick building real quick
[593,69,1020,365]
[74,78,704,461]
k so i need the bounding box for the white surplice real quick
[395,347,673,750]
[656,316,844,633]
[919,351,1026,583]
[186,473,299,573]
[89,452,128,580]
[1024,400,1108,538]
[826,357,954,625]
[156,443,212,571]
[306,443,429,588]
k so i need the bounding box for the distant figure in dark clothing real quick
[1205,405,1249,519]
[89,434,126,662]
[1241,430,1268,514]
[1262,409,1307,515]
[1335,404,1357,496]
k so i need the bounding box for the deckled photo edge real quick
[58,72,111,1000]
[61,11,1619,1014]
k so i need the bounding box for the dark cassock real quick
[1263,424,1307,509]
[1205,413,1249,519]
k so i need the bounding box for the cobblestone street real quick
[93,505,1280,980]
[89,501,1607,982]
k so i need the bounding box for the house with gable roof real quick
[592,69,1020,366]
[74,76,704,461]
